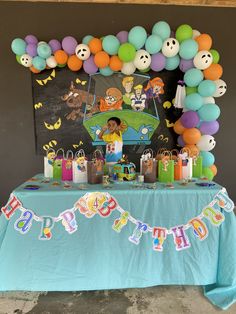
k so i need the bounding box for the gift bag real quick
[171,149,182,181]
[179,148,193,180]
[62,150,74,181]
[192,154,203,178]
[72,150,88,183]
[158,151,174,183]
[140,149,157,183]
[155,148,167,177]
[44,148,55,178]
[87,149,104,184]
[53,149,64,180]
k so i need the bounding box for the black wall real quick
[0,1,235,204]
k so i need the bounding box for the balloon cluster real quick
[11,22,227,179]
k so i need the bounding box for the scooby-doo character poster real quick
[32,67,183,165]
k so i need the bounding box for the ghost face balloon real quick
[197,135,216,151]
[193,51,213,70]
[75,44,90,61]
[162,38,180,57]
[213,79,227,97]
[20,54,32,67]
[133,49,151,70]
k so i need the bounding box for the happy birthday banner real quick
[1,188,234,251]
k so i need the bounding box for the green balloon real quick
[176,24,193,43]
[209,49,220,64]
[139,67,150,73]
[57,63,66,68]
[16,55,22,65]
[118,43,136,62]
[186,86,197,95]
[202,167,214,181]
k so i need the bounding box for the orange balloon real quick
[185,144,200,157]
[195,34,212,51]
[109,55,123,71]
[67,55,83,71]
[183,128,201,145]
[88,38,102,54]
[203,63,223,80]
[54,50,68,65]
[94,51,110,68]
[30,66,41,73]
[210,164,217,176]
[173,119,186,135]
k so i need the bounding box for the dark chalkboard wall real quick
[0,1,235,204]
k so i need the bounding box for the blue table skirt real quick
[0,174,235,310]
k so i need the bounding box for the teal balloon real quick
[198,80,216,97]
[82,35,93,45]
[152,21,171,40]
[202,167,214,181]
[37,43,52,59]
[184,93,203,111]
[198,104,221,122]
[145,34,162,54]
[184,68,204,87]
[200,151,215,167]
[100,66,114,76]
[102,35,120,55]
[165,55,180,70]
[11,38,26,55]
[32,56,46,71]
[179,39,198,60]
[128,26,147,50]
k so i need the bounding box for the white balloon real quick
[75,44,90,61]
[133,49,151,70]
[203,96,215,104]
[38,41,47,46]
[192,29,201,39]
[121,62,136,75]
[197,135,216,151]
[193,50,213,70]
[20,54,32,67]
[213,79,227,97]
[46,56,57,68]
[162,38,179,57]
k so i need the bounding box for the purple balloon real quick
[62,36,77,55]
[199,120,219,135]
[49,39,61,53]
[179,58,194,72]
[116,31,128,44]
[83,56,98,74]
[177,135,185,147]
[150,53,166,71]
[25,35,38,45]
[26,44,38,57]
[180,111,200,128]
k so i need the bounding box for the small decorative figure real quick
[131,84,146,111]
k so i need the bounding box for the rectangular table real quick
[0,174,235,310]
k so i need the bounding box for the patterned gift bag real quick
[53,149,64,180]
[192,153,203,178]
[179,148,193,180]
[72,149,88,183]
[44,148,56,178]
[158,151,174,183]
[171,149,183,181]
[140,149,157,183]
[87,149,104,184]
[62,150,74,181]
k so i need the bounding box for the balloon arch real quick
[11,22,227,179]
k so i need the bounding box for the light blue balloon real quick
[200,151,215,167]
[11,38,26,55]
[102,35,120,55]
[179,39,198,60]
[152,21,171,40]
[128,26,147,50]
[100,66,114,76]
[198,104,221,122]
[165,55,180,70]
[82,35,93,45]
[184,93,203,111]
[145,34,162,54]
[198,80,216,97]
[37,43,52,59]
[184,68,204,87]
[32,56,46,71]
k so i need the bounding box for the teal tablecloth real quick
[0,174,235,310]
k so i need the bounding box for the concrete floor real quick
[0,287,235,314]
